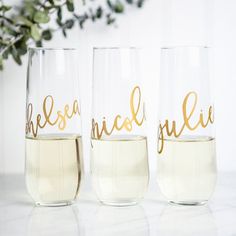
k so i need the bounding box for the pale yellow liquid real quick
[91,135,149,206]
[157,136,217,204]
[25,135,83,206]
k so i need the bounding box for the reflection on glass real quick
[86,205,150,236]
[27,206,83,236]
[157,205,217,236]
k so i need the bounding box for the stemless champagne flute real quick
[25,48,83,206]
[157,46,217,205]
[91,47,149,206]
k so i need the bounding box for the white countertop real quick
[0,172,236,236]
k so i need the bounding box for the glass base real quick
[169,200,208,206]
[36,201,74,207]
[100,199,140,207]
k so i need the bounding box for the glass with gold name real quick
[25,48,83,206]
[91,47,149,206]
[157,46,217,205]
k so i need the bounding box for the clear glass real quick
[91,47,149,206]
[157,46,217,205]
[25,48,83,206]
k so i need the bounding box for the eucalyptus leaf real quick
[42,30,52,40]
[66,0,74,12]
[106,14,115,24]
[137,0,144,8]
[0,0,145,70]
[30,24,41,41]
[11,46,22,65]
[0,55,3,70]
[2,48,10,59]
[0,5,12,13]
[14,16,32,26]
[107,0,113,11]
[114,1,124,13]
[36,41,42,47]
[96,7,102,18]
[57,8,62,21]
[34,11,50,23]
[65,19,74,29]
[15,40,27,55]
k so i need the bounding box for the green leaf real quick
[137,0,144,8]
[126,0,133,3]
[56,18,63,27]
[15,40,27,55]
[33,10,50,23]
[30,24,41,41]
[0,5,12,13]
[14,16,32,26]
[24,4,35,18]
[106,14,115,25]
[36,41,42,47]
[42,29,52,40]
[96,7,103,18]
[66,0,74,12]
[11,46,22,65]
[65,19,74,29]
[107,0,114,10]
[57,8,62,21]
[2,26,17,36]
[0,55,3,71]
[114,1,124,13]
[2,47,10,59]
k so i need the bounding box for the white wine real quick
[25,134,83,206]
[157,136,216,205]
[91,135,149,206]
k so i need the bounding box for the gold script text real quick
[26,95,80,137]
[91,86,145,139]
[158,91,214,154]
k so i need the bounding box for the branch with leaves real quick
[0,0,145,70]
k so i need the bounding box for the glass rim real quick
[93,46,141,50]
[28,47,78,51]
[161,45,210,50]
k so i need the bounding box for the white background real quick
[0,0,236,174]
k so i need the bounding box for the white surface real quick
[1,0,236,174]
[0,172,236,236]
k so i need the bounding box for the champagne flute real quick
[157,46,217,205]
[25,48,83,206]
[91,47,149,206]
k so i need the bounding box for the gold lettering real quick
[158,91,214,154]
[91,86,146,139]
[26,96,81,137]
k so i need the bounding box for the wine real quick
[91,135,149,206]
[25,134,83,206]
[157,136,217,204]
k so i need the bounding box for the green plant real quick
[0,0,145,70]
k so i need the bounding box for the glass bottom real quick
[169,200,208,206]
[36,201,74,207]
[100,199,140,207]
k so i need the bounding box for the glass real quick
[157,46,217,205]
[25,48,83,206]
[91,47,149,206]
